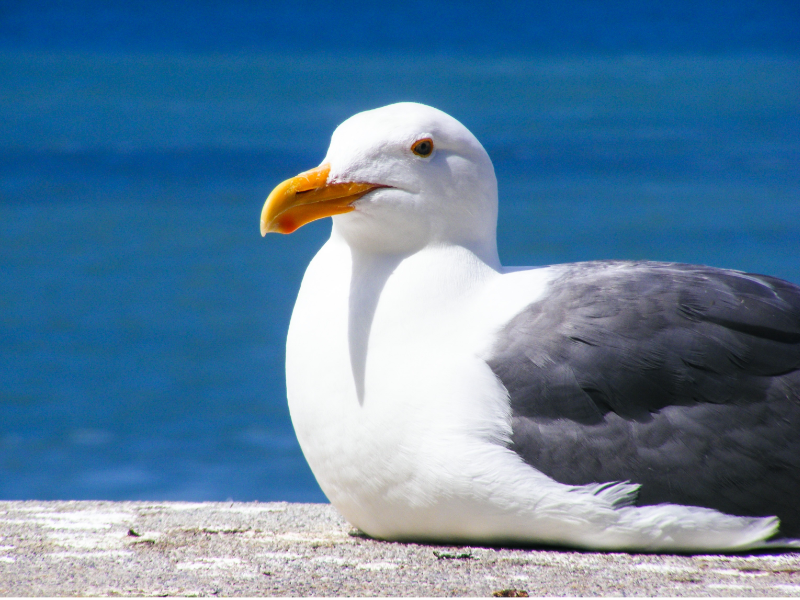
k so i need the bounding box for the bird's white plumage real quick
[281,103,785,551]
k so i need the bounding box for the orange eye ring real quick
[411,138,434,157]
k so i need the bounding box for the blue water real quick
[1,2,799,502]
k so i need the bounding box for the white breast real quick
[287,237,506,530]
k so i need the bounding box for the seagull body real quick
[261,103,800,551]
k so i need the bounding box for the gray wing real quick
[486,260,800,536]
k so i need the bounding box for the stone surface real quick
[1,501,800,596]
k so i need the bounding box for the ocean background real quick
[1,1,798,502]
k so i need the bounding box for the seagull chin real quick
[260,102,800,552]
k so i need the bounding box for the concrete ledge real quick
[1,501,800,596]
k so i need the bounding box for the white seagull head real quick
[261,103,498,256]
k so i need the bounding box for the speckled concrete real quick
[1,501,800,596]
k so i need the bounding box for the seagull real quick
[260,102,800,552]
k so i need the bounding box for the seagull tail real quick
[613,504,781,552]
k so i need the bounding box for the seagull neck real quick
[329,228,502,274]
[462,237,502,272]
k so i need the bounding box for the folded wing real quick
[487,260,800,535]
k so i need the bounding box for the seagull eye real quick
[411,138,434,157]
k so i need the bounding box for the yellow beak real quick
[260,164,382,235]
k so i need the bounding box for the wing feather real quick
[487,260,800,536]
